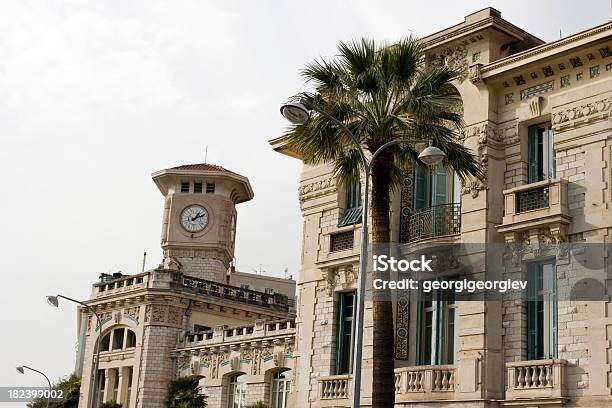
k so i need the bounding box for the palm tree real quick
[165,375,207,408]
[283,37,482,407]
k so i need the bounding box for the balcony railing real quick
[319,375,351,400]
[180,319,296,348]
[506,359,567,400]
[401,203,461,243]
[394,365,456,394]
[181,276,293,311]
[499,179,570,234]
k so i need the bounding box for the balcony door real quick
[416,288,458,365]
[413,166,461,238]
[527,260,558,360]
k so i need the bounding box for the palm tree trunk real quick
[369,152,395,407]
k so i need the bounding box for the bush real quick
[165,375,207,408]
[27,374,80,408]
[245,402,269,408]
[99,403,122,408]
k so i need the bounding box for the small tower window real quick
[206,183,216,193]
[194,182,203,193]
[180,182,190,193]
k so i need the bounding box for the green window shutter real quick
[528,125,540,183]
[335,293,346,374]
[527,263,539,360]
[415,287,422,365]
[414,166,427,210]
[431,166,449,206]
[339,182,362,227]
[435,298,444,365]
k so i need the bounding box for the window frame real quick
[335,291,356,374]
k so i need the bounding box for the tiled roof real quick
[170,163,236,173]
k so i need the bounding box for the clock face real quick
[180,205,209,233]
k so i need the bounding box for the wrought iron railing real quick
[516,185,550,213]
[401,203,461,243]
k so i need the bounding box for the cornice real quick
[481,21,612,76]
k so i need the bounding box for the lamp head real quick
[280,102,310,125]
[16,366,24,374]
[46,295,59,308]
[418,145,446,166]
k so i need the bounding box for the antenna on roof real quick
[142,251,147,272]
[284,267,289,279]
[559,29,562,39]
[204,146,208,163]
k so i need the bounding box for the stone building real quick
[269,7,612,408]
[73,7,612,408]
[74,163,296,408]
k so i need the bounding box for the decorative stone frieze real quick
[321,264,357,296]
[552,96,612,129]
[298,177,336,203]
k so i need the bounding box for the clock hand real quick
[191,212,204,221]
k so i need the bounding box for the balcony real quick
[505,359,567,402]
[400,203,461,243]
[498,179,570,235]
[394,365,456,402]
[319,375,352,407]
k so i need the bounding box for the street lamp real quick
[16,365,52,408]
[281,100,445,408]
[47,294,103,408]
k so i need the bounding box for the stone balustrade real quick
[319,375,352,400]
[93,273,148,297]
[180,319,296,348]
[394,365,456,393]
[506,359,567,400]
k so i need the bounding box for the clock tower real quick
[152,163,254,282]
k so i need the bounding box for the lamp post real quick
[16,365,52,408]
[280,101,445,408]
[47,294,103,408]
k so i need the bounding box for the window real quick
[227,374,247,408]
[336,292,356,374]
[194,182,203,193]
[270,370,292,408]
[527,260,558,360]
[416,286,458,365]
[264,287,275,295]
[206,183,216,193]
[112,328,125,350]
[181,181,190,193]
[125,367,133,408]
[330,231,354,252]
[112,369,119,401]
[338,180,362,227]
[98,370,106,403]
[413,165,461,210]
[239,284,250,290]
[527,124,556,183]
[126,330,136,348]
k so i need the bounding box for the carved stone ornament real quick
[469,63,483,83]
[460,177,487,198]
[428,44,469,82]
[322,264,358,296]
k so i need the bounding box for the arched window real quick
[270,370,292,408]
[100,327,137,352]
[227,374,246,408]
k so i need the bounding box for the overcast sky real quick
[1,0,609,402]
